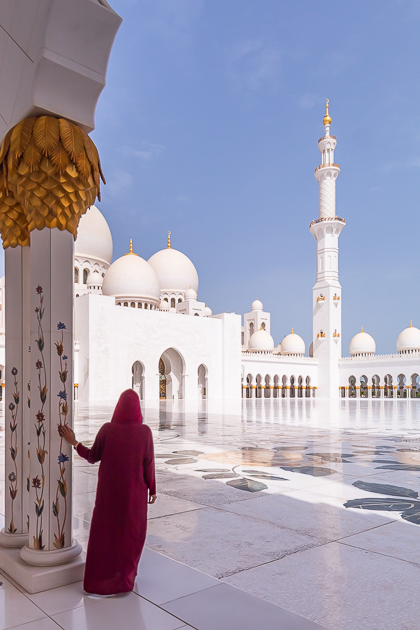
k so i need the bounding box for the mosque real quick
[0,103,419,402]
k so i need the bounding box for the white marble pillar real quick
[20,229,81,565]
[0,246,30,547]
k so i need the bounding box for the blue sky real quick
[10,0,420,354]
[93,0,420,355]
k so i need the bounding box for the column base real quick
[0,529,29,548]
[20,538,83,567]
[0,544,85,593]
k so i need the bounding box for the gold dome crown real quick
[323,98,332,125]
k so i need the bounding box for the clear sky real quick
[10,1,420,355]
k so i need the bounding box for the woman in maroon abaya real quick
[59,389,156,595]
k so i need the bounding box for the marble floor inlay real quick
[1,398,420,629]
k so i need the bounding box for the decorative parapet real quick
[318,135,337,142]
[241,351,317,363]
[309,216,346,227]
[340,351,420,362]
[314,163,340,172]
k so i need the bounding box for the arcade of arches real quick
[132,353,209,401]
[342,373,420,398]
[243,374,315,398]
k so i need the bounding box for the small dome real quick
[204,306,212,317]
[397,322,420,353]
[251,299,263,311]
[249,328,275,353]
[281,329,305,356]
[273,342,282,355]
[75,205,113,265]
[148,237,199,294]
[159,299,170,311]
[102,248,160,302]
[350,327,376,356]
[87,270,103,288]
[185,287,197,301]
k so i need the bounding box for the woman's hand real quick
[148,493,157,504]
[58,424,78,447]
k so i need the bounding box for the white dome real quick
[397,322,420,353]
[273,342,282,355]
[102,251,160,302]
[281,330,305,356]
[185,287,197,301]
[251,299,263,311]
[87,270,103,287]
[148,244,199,294]
[159,299,170,311]
[349,328,376,356]
[75,205,113,265]
[204,306,212,317]
[248,328,275,352]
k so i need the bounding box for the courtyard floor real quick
[1,398,420,629]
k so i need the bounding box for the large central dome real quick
[148,237,199,294]
[75,205,113,265]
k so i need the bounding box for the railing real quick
[318,135,336,142]
[241,352,316,362]
[309,216,346,227]
[340,350,420,361]
[314,163,340,172]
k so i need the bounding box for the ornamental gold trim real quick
[0,116,105,248]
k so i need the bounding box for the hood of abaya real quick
[111,389,143,424]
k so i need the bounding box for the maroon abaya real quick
[76,390,156,594]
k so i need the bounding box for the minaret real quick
[310,100,345,398]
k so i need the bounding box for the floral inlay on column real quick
[53,322,69,549]
[8,367,19,533]
[33,285,48,550]
[27,378,31,532]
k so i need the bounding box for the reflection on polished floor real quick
[2,398,420,629]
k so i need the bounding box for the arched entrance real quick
[158,348,185,400]
[159,358,166,399]
[198,364,208,399]
[132,361,145,399]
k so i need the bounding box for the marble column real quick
[20,229,81,566]
[0,246,30,547]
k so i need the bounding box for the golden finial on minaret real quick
[361,326,364,333]
[323,98,332,126]
[291,327,294,334]
[167,231,171,249]
[129,239,133,254]
[410,320,413,327]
